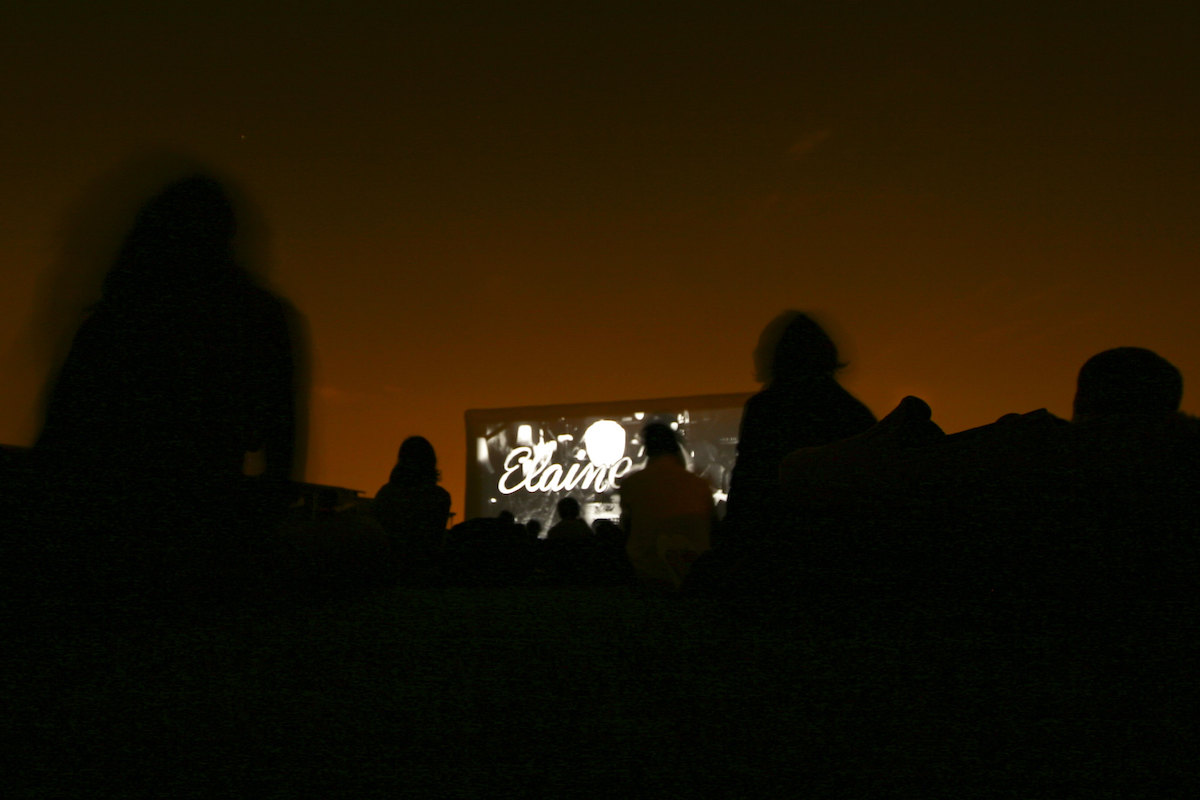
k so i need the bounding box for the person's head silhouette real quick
[1072,347,1183,422]
[390,436,440,484]
[754,311,844,385]
[101,174,242,307]
[556,496,581,521]
[642,422,682,461]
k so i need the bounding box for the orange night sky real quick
[2,4,1198,522]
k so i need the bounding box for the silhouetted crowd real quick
[2,171,1198,648]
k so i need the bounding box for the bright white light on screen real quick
[634,412,645,421]
[583,419,626,465]
[517,425,533,446]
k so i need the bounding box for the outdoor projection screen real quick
[464,393,751,529]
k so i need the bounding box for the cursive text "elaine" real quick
[498,447,634,495]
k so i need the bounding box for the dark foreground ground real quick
[6,583,1197,798]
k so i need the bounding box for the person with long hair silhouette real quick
[722,311,876,542]
[372,436,451,582]
[32,172,306,598]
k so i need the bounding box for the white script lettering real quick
[498,447,634,495]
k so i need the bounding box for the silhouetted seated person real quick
[441,509,535,587]
[770,357,1199,787]
[685,395,941,607]
[26,173,305,602]
[285,488,391,596]
[775,396,1083,612]
[525,518,543,540]
[1072,346,1183,424]
[722,311,876,547]
[539,514,636,587]
[371,436,451,584]
[545,496,591,541]
[620,423,716,590]
[540,496,595,585]
[1058,347,1200,600]
[768,346,1200,627]
[591,518,636,586]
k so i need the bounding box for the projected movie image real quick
[465,394,750,531]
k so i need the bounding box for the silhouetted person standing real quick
[722,312,876,542]
[30,173,305,598]
[620,423,715,589]
[372,436,451,581]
